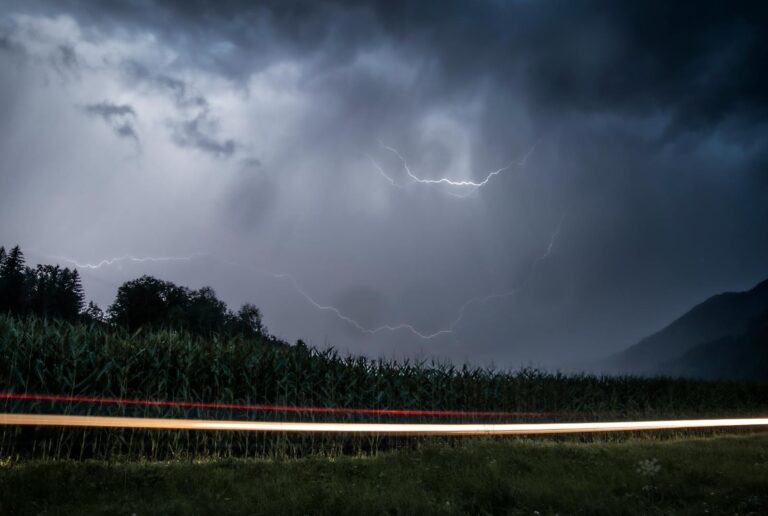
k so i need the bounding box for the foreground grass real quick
[1,432,767,515]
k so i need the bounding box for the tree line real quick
[0,245,266,339]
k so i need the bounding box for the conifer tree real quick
[0,245,28,315]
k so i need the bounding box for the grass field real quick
[3,314,768,459]
[2,315,767,514]
[1,432,767,515]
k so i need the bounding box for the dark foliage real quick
[0,245,84,321]
[107,275,265,337]
[26,264,85,321]
[0,244,267,339]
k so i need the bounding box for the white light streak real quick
[3,413,767,435]
[45,217,562,343]
[52,254,200,270]
[371,143,536,197]
[274,218,563,340]
[272,273,453,339]
[366,154,402,189]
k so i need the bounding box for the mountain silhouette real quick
[607,278,768,380]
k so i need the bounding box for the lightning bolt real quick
[274,218,563,341]
[366,154,403,189]
[531,215,563,269]
[272,273,454,339]
[49,250,453,339]
[52,254,200,270]
[45,219,562,343]
[434,216,564,339]
[370,143,536,198]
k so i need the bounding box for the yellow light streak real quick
[1,414,767,435]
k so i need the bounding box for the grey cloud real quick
[115,123,138,140]
[119,61,237,158]
[121,60,208,109]
[55,43,77,70]
[82,101,140,145]
[84,102,135,118]
[0,33,21,54]
[226,182,275,232]
[0,17,80,78]
[333,285,390,332]
[154,74,208,108]
[241,157,262,169]
[172,112,236,158]
[35,1,768,140]
[219,157,274,232]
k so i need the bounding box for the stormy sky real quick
[1,0,766,368]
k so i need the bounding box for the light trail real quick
[0,392,565,418]
[2,414,767,435]
[372,143,536,197]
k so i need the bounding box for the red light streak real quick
[0,392,568,418]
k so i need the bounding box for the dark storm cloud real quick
[83,101,134,119]
[2,0,767,367]
[119,61,235,158]
[0,16,81,77]
[153,74,208,109]
[55,43,77,70]
[82,101,139,144]
[121,61,208,109]
[171,113,236,158]
[39,0,768,140]
[0,19,24,53]
[364,1,768,134]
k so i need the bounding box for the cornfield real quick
[1,315,766,460]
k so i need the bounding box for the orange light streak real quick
[1,414,767,435]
